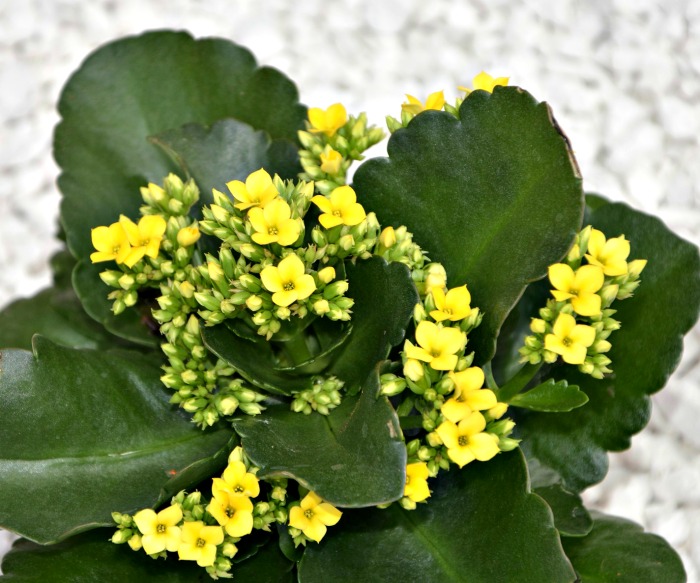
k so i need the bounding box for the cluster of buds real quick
[520,226,645,378]
[291,376,344,415]
[374,225,428,279]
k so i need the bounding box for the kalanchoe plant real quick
[0,31,698,583]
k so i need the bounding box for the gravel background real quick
[1,0,699,579]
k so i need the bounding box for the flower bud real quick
[529,318,546,334]
[487,402,508,420]
[177,226,201,247]
[246,295,263,312]
[403,359,424,382]
[317,266,336,284]
[216,396,239,416]
[313,299,331,315]
[627,259,647,278]
[127,534,142,551]
[324,280,350,299]
[379,226,397,249]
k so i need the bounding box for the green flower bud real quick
[99,270,122,287]
[323,280,350,299]
[498,437,521,452]
[403,359,424,382]
[426,432,442,448]
[216,396,239,416]
[111,529,132,544]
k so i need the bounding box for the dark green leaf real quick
[299,451,575,583]
[56,30,306,261]
[150,119,301,211]
[534,485,593,537]
[232,370,406,507]
[517,202,700,491]
[353,87,583,363]
[0,337,234,544]
[275,322,353,375]
[562,512,686,582]
[510,379,589,412]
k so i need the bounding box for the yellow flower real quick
[90,222,131,264]
[260,254,316,307]
[459,71,509,94]
[177,225,201,247]
[430,285,473,322]
[177,521,224,567]
[206,490,254,537]
[441,367,498,423]
[211,460,260,498]
[225,168,279,211]
[549,263,604,316]
[311,186,366,229]
[308,103,347,137]
[119,214,167,268]
[288,492,342,543]
[248,198,301,246]
[544,313,596,365]
[584,228,631,276]
[132,504,183,555]
[320,146,343,175]
[401,90,445,116]
[404,462,431,503]
[435,412,500,468]
[404,321,466,371]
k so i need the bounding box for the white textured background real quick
[1,0,699,579]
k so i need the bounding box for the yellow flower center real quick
[156,523,166,534]
[283,282,295,291]
[268,227,278,235]
[458,436,469,446]
[225,506,235,518]
[333,210,342,217]
[196,538,206,548]
[234,485,244,494]
[562,337,573,347]
[304,509,315,519]
[405,475,411,485]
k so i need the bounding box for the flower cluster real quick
[519,226,646,377]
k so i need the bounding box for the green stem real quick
[496,362,543,403]
[399,416,424,430]
[483,362,499,391]
[281,333,313,365]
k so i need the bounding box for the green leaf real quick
[510,379,589,412]
[517,201,700,491]
[0,531,294,582]
[150,118,301,210]
[232,370,406,507]
[353,87,583,363]
[562,512,686,582]
[298,451,575,583]
[0,337,234,544]
[56,30,306,261]
[535,486,593,537]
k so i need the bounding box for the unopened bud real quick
[530,318,546,334]
[403,359,424,382]
[318,266,336,284]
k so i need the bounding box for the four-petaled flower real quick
[289,491,342,542]
[544,313,596,365]
[436,411,500,468]
[119,214,167,268]
[206,490,254,537]
[226,168,279,211]
[90,222,131,264]
[401,90,445,116]
[211,460,260,498]
[430,285,473,322]
[311,186,366,229]
[549,263,604,316]
[260,254,316,307]
[404,462,431,503]
[441,367,498,423]
[248,198,301,246]
[308,103,347,137]
[132,504,183,555]
[177,521,224,567]
[585,228,630,276]
[459,71,509,94]
[404,321,466,371]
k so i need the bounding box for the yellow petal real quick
[141,533,166,555]
[571,293,602,317]
[225,509,254,537]
[431,286,447,311]
[246,168,273,196]
[407,462,430,481]
[288,506,309,532]
[446,446,476,468]
[133,509,158,535]
[469,433,500,461]
[434,326,466,355]
[277,254,305,281]
[430,354,458,371]
[265,198,291,223]
[139,215,166,238]
[304,518,328,542]
[415,321,438,350]
[315,502,342,526]
[404,341,434,363]
[227,180,249,203]
[552,313,576,338]
[119,215,140,246]
[549,263,575,292]
[450,367,485,395]
[330,185,357,208]
[294,274,317,301]
[247,207,267,234]
[272,290,298,307]
[318,213,344,229]
[424,90,445,110]
[574,265,604,294]
[441,397,473,423]
[342,203,367,226]
[569,324,596,347]
[157,504,183,527]
[164,526,181,552]
[435,420,460,449]
[464,389,498,411]
[560,343,587,365]
[458,411,487,436]
[276,219,302,246]
[586,228,606,257]
[260,265,283,293]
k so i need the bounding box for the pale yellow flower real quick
[132,504,182,555]
[260,254,316,307]
[544,313,596,365]
[430,285,473,322]
[549,263,604,316]
[289,492,342,543]
[248,198,301,246]
[404,321,466,371]
[404,462,431,502]
[436,412,500,468]
[308,103,347,137]
[585,228,630,276]
[206,490,254,537]
[312,186,366,229]
[225,168,279,211]
[90,222,131,264]
[401,91,445,115]
[177,521,224,567]
[459,71,509,94]
[441,367,497,423]
[119,214,167,267]
[211,460,260,498]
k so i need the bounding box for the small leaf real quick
[562,512,686,582]
[510,379,589,412]
[232,370,406,507]
[298,451,576,583]
[353,87,583,363]
[0,337,234,544]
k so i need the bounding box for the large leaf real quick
[562,512,686,582]
[0,337,235,544]
[299,451,575,583]
[517,202,700,491]
[232,370,406,507]
[0,531,294,582]
[353,86,583,363]
[55,30,306,261]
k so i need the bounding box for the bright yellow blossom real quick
[260,254,316,307]
[320,146,343,175]
[585,228,631,276]
[544,313,596,365]
[177,225,200,247]
[206,490,254,537]
[441,367,498,423]
[549,263,604,316]
[436,411,500,468]
[132,504,183,555]
[312,186,366,229]
[401,91,445,116]
[404,321,466,371]
[119,214,167,268]
[430,285,473,322]
[248,198,301,246]
[211,460,260,498]
[90,222,131,264]
[289,492,342,543]
[308,103,347,137]
[459,71,509,94]
[225,168,279,211]
[177,521,224,567]
[404,462,431,503]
